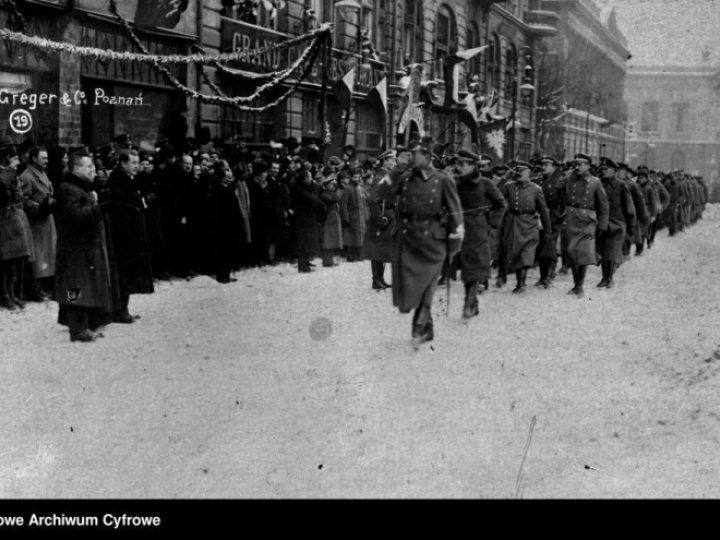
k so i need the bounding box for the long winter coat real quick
[560,172,609,267]
[500,180,551,273]
[533,167,566,260]
[339,182,366,247]
[377,163,463,312]
[247,176,282,257]
[290,180,323,258]
[457,171,506,282]
[100,169,154,295]
[20,164,56,277]
[597,175,636,265]
[320,182,343,250]
[0,172,34,262]
[209,174,246,270]
[624,178,648,245]
[361,176,398,263]
[54,173,113,311]
[637,178,660,239]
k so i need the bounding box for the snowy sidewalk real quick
[2,205,720,497]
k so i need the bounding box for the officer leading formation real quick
[0,134,709,347]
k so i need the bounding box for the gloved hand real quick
[449,223,465,241]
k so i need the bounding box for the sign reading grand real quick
[75,0,196,35]
[220,17,385,94]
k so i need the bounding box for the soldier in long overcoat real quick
[648,172,669,246]
[633,166,659,256]
[618,163,647,261]
[361,149,399,289]
[661,172,684,236]
[100,150,154,322]
[376,137,463,347]
[339,169,366,262]
[454,150,505,318]
[20,146,56,300]
[319,170,343,267]
[533,155,566,288]
[499,161,551,294]
[54,152,114,342]
[596,157,636,289]
[0,146,34,311]
[560,154,609,297]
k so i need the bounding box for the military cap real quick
[409,135,435,154]
[636,166,650,177]
[479,153,493,164]
[492,164,509,175]
[378,149,397,161]
[599,157,618,169]
[513,160,532,170]
[572,153,591,164]
[540,155,560,166]
[455,150,481,163]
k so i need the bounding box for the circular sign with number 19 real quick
[9,109,33,135]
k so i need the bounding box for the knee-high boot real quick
[576,265,587,294]
[605,261,615,288]
[6,262,24,309]
[378,262,391,288]
[463,281,479,318]
[0,265,17,311]
[513,268,527,293]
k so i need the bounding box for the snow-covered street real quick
[2,206,720,498]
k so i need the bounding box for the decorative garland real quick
[0,23,332,65]
[192,43,292,82]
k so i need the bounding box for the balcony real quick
[523,10,560,38]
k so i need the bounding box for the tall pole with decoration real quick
[320,27,332,159]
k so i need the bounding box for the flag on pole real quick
[443,45,489,107]
[369,76,388,147]
[478,118,510,162]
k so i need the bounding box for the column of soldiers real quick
[375,137,709,348]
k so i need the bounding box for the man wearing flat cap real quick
[596,157,636,289]
[532,155,566,288]
[454,150,505,317]
[561,154,609,296]
[377,136,463,348]
[498,160,551,293]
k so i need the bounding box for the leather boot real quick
[549,258,558,281]
[635,243,644,256]
[372,262,386,290]
[605,262,615,288]
[0,268,17,311]
[6,266,24,309]
[513,268,527,293]
[411,306,433,347]
[568,266,579,295]
[462,282,479,318]
[378,263,391,288]
[576,265,587,296]
[597,260,609,288]
[535,260,550,287]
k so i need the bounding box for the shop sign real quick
[221,17,385,94]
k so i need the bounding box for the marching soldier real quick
[618,162,648,260]
[533,155,565,288]
[362,149,399,289]
[661,172,684,236]
[561,153,609,297]
[648,171,669,247]
[596,157,636,289]
[376,137,463,348]
[499,160,551,294]
[454,150,505,318]
[634,166,660,255]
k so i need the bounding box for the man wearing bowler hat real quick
[377,136,463,348]
[561,153,609,297]
[596,157,636,289]
[454,150,505,317]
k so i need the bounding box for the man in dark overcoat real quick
[376,137,463,347]
[290,169,324,273]
[661,172,684,236]
[633,166,659,256]
[596,157,636,289]
[533,155,565,288]
[561,154,609,297]
[499,161,551,294]
[100,150,154,323]
[362,149,399,289]
[648,172,669,246]
[454,150,505,317]
[618,163,647,261]
[54,152,114,342]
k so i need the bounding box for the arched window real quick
[467,22,482,78]
[504,42,517,101]
[435,5,457,80]
[403,0,423,65]
[487,33,501,94]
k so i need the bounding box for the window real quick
[434,5,457,80]
[302,92,320,138]
[221,90,280,144]
[403,0,423,66]
[487,34,501,94]
[641,102,659,132]
[467,22,482,79]
[504,43,517,101]
[356,101,382,151]
[361,0,383,54]
[672,103,689,133]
